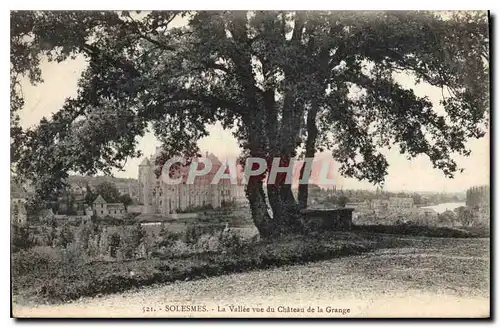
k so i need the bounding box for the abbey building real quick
[138,148,245,214]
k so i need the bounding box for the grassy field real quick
[352,224,490,238]
[13,210,490,307]
[12,231,413,305]
[13,236,490,318]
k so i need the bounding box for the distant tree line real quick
[466,185,489,208]
[47,181,134,216]
[307,186,464,207]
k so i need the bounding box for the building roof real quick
[93,194,107,204]
[107,203,125,208]
[389,197,413,201]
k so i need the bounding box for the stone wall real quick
[127,205,143,214]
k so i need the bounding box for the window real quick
[101,210,103,214]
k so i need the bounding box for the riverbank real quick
[420,202,466,214]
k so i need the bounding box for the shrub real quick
[123,213,139,220]
[352,224,481,238]
[129,223,146,249]
[11,225,35,252]
[75,222,92,251]
[170,240,192,256]
[55,224,74,248]
[13,231,409,304]
[59,243,87,274]
[176,204,213,213]
[108,232,121,258]
[197,234,220,251]
[219,231,245,253]
[157,231,181,249]
[12,246,61,277]
[183,225,203,245]
[183,224,224,245]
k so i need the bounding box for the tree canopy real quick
[94,181,121,203]
[11,11,489,238]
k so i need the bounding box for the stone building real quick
[388,197,414,210]
[365,197,414,215]
[92,194,126,218]
[138,148,245,214]
[11,184,28,226]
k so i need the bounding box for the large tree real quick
[11,11,489,239]
[94,181,121,203]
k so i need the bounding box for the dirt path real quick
[13,238,490,318]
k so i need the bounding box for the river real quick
[421,202,465,214]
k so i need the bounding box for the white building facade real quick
[11,184,29,226]
[92,195,126,218]
[138,149,245,214]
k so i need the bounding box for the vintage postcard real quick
[10,10,490,318]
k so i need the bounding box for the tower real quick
[139,157,152,214]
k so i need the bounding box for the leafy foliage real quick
[12,224,35,252]
[55,224,74,248]
[454,206,475,227]
[94,181,121,203]
[119,194,133,208]
[11,11,489,236]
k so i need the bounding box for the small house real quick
[92,194,126,218]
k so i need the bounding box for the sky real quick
[17,23,490,193]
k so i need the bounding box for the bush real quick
[157,231,181,249]
[13,231,409,304]
[352,224,483,238]
[183,224,224,245]
[169,240,193,256]
[219,232,245,253]
[108,232,121,258]
[12,225,35,252]
[128,223,146,249]
[176,204,213,213]
[197,234,220,251]
[55,224,74,248]
[12,246,61,277]
[123,213,139,220]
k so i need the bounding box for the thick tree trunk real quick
[279,183,304,232]
[246,178,274,239]
[298,99,319,209]
[265,152,305,235]
[298,167,309,210]
[232,13,309,238]
[265,184,287,233]
[266,183,302,235]
[279,183,297,207]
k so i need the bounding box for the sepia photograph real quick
[9,9,491,319]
